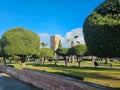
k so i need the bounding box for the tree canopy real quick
[56,47,69,67]
[40,48,53,58]
[56,47,69,57]
[68,44,87,57]
[83,0,120,58]
[1,27,40,56]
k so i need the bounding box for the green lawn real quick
[7,61,120,88]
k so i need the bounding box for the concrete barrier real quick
[0,65,115,90]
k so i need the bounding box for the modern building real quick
[50,35,61,51]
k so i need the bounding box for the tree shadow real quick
[25,63,120,89]
[31,62,120,71]
[62,69,120,80]
[30,63,120,80]
[32,63,65,67]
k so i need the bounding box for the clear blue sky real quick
[0,0,104,38]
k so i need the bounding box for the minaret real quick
[50,35,61,51]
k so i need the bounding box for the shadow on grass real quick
[6,65,15,68]
[62,69,120,80]
[31,62,120,71]
[30,63,120,80]
[51,71,84,80]
[25,62,120,89]
[32,63,65,67]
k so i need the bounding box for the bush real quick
[83,0,120,58]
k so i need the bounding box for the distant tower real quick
[50,35,61,51]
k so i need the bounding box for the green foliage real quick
[8,55,20,61]
[1,27,40,56]
[56,47,69,56]
[84,49,91,56]
[52,72,83,80]
[68,44,87,56]
[83,0,120,57]
[40,48,53,58]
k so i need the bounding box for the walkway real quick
[0,72,40,90]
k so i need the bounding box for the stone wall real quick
[0,65,114,90]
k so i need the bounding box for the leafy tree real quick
[40,48,53,64]
[8,55,20,63]
[66,35,79,63]
[84,49,92,56]
[67,44,87,67]
[0,39,8,65]
[56,47,69,67]
[1,27,40,66]
[83,0,120,62]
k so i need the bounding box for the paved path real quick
[0,72,40,90]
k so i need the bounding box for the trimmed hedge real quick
[83,0,120,57]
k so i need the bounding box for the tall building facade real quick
[50,35,61,51]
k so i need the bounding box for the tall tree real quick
[40,48,53,64]
[67,44,87,67]
[83,0,120,63]
[0,38,7,65]
[66,35,79,63]
[1,27,40,66]
[56,47,69,67]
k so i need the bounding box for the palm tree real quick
[66,35,79,63]
[76,41,80,45]
[66,35,79,47]
[41,41,47,48]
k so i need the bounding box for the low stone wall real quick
[0,65,114,90]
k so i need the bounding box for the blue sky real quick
[0,0,104,47]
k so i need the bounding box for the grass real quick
[7,61,120,88]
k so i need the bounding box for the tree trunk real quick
[64,57,67,67]
[100,58,103,62]
[54,59,57,65]
[9,60,12,63]
[69,56,72,63]
[3,56,6,65]
[105,58,109,64]
[71,55,74,62]
[77,56,80,67]
[20,55,26,68]
[43,57,45,65]
[78,62,80,67]
[54,53,57,65]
